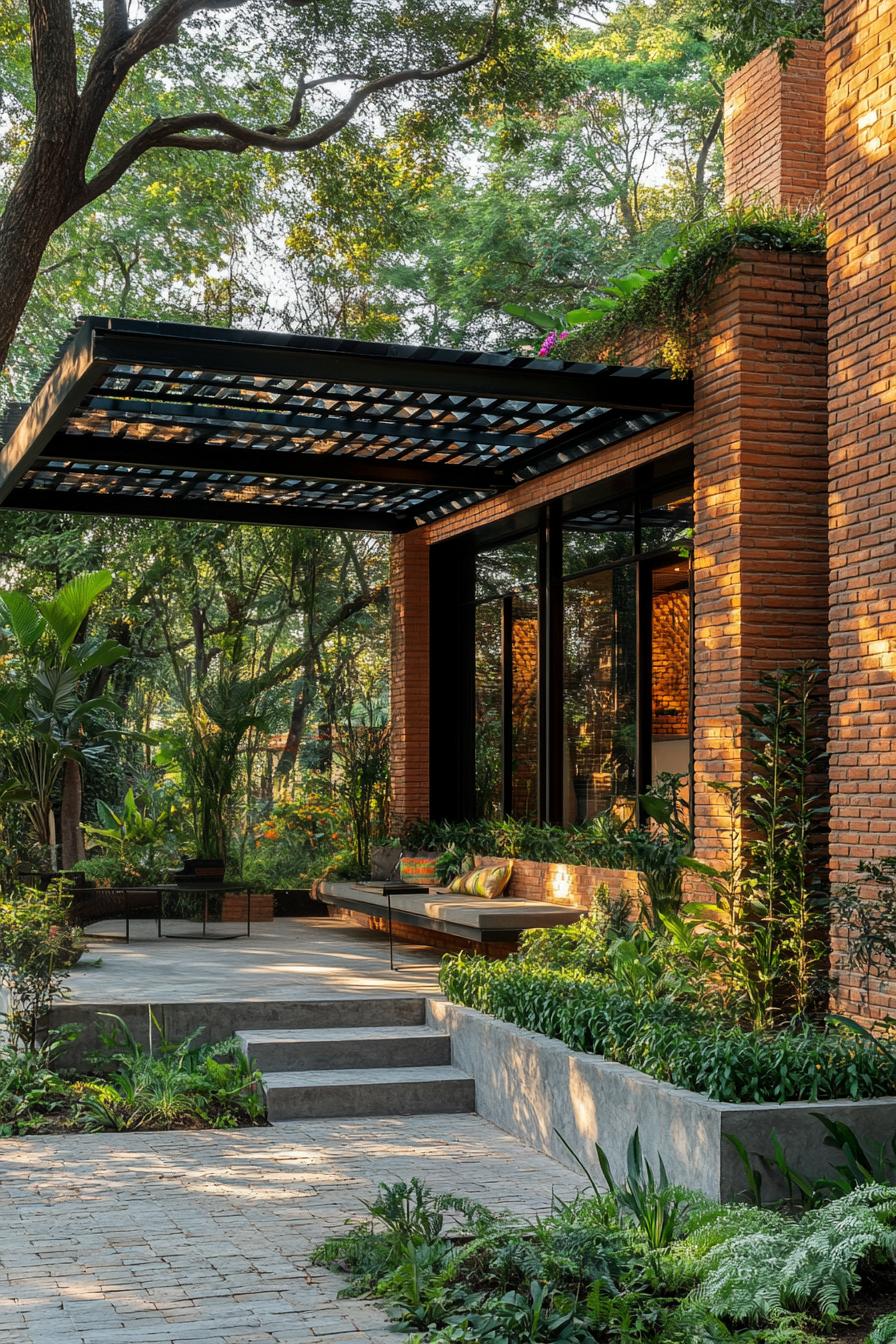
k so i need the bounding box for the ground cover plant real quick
[314,1138,896,1343]
[0,1016,265,1136]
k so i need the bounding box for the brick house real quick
[0,3,893,1010]
[390,8,896,1020]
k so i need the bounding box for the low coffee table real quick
[162,884,254,940]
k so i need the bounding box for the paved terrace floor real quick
[0,1115,584,1344]
[69,918,443,1004]
[1,918,587,1342]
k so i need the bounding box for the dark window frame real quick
[428,450,694,824]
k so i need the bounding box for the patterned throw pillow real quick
[448,861,514,899]
[400,855,439,887]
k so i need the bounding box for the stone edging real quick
[427,998,896,1202]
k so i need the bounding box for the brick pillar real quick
[691,250,829,863]
[724,40,826,206]
[826,0,896,1018]
[390,529,430,828]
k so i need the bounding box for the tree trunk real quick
[0,148,71,378]
[60,757,86,870]
[275,658,315,777]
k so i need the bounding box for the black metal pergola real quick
[0,317,692,532]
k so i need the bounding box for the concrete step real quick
[262,1065,475,1121]
[238,1025,451,1072]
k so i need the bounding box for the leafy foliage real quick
[0,880,80,1049]
[76,1013,264,1132]
[680,1185,896,1321]
[551,204,826,374]
[0,1014,264,1135]
[317,1162,893,1343]
[439,949,896,1104]
[685,664,829,1028]
[0,570,128,866]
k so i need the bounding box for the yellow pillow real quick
[448,861,513,899]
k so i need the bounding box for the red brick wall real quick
[826,0,896,1019]
[724,40,826,206]
[390,528,430,828]
[690,249,829,863]
[475,856,640,911]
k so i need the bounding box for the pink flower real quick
[537,330,570,358]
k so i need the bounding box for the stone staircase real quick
[237,997,475,1122]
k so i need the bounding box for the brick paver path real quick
[0,1115,584,1344]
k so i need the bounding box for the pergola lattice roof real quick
[0,317,692,531]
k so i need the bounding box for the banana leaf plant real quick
[82,785,182,883]
[504,246,680,341]
[0,571,128,870]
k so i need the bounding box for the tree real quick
[0,0,567,380]
[0,570,128,869]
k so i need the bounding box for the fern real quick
[869,1312,896,1344]
[686,1184,896,1322]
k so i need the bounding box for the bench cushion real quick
[318,880,586,933]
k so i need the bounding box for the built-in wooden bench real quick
[316,879,586,957]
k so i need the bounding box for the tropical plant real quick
[678,1184,896,1322]
[438,951,896,1104]
[560,1128,687,1251]
[505,247,680,339]
[686,664,829,1028]
[160,670,280,865]
[0,571,128,870]
[318,1154,895,1344]
[0,1027,82,1136]
[80,783,182,884]
[77,1013,264,1132]
[629,774,692,927]
[729,1112,896,1211]
[332,716,391,875]
[553,204,827,374]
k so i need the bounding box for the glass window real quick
[650,561,691,795]
[563,501,635,576]
[563,566,637,825]
[474,535,540,819]
[474,600,503,818]
[639,486,693,555]
[509,593,539,819]
[475,535,538,601]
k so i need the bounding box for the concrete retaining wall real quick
[427,999,896,1203]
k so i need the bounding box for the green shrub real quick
[438,954,896,1104]
[0,1029,82,1135]
[0,879,78,1049]
[0,1016,265,1135]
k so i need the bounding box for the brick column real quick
[724,40,826,206]
[389,529,430,827]
[826,0,896,1017]
[691,250,829,863]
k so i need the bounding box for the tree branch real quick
[73,3,499,215]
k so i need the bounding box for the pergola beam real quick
[37,432,508,491]
[89,321,693,413]
[0,324,99,502]
[6,487,407,532]
[82,395,546,454]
